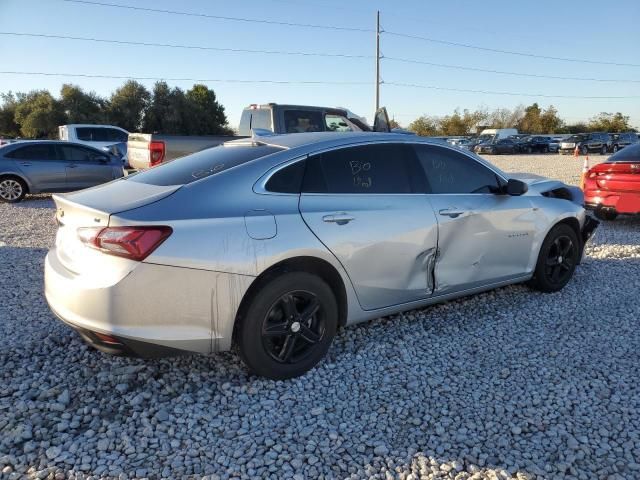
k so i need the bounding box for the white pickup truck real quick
[58,124,129,149]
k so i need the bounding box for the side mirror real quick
[505,178,528,196]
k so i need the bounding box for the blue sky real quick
[1,0,639,129]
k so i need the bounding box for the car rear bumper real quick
[44,248,254,356]
[585,191,640,214]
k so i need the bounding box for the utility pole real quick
[375,10,380,112]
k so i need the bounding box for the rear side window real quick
[6,144,58,160]
[265,160,305,193]
[284,110,323,133]
[302,144,419,194]
[414,145,501,194]
[129,144,283,186]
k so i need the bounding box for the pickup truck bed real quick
[128,134,245,169]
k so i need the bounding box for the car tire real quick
[613,145,619,153]
[543,146,549,153]
[526,147,532,154]
[529,224,580,293]
[600,145,607,155]
[0,176,27,203]
[594,207,618,221]
[580,145,588,155]
[236,272,338,379]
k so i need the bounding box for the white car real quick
[58,124,129,150]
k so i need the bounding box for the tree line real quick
[405,103,635,137]
[0,80,233,139]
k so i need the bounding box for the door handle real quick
[67,164,78,168]
[439,209,465,218]
[19,162,32,167]
[322,213,355,225]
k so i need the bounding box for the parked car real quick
[59,124,129,150]
[477,128,519,143]
[128,104,391,170]
[0,141,124,203]
[518,136,553,154]
[610,132,639,153]
[475,138,518,154]
[45,132,598,379]
[583,142,640,220]
[102,142,129,168]
[559,133,610,155]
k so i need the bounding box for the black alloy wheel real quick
[237,272,338,379]
[261,291,325,364]
[543,235,577,288]
[529,223,580,293]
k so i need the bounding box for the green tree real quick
[14,90,65,138]
[588,112,631,133]
[389,118,402,129]
[60,84,106,124]
[517,103,543,133]
[107,80,150,132]
[408,115,440,136]
[0,92,21,137]
[184,84,231,135]
[143,81,188,134]
[539,105,564,133]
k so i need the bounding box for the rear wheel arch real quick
[233,256,348,341]
[0,173,30,192]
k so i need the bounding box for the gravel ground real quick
[1,154,639,480]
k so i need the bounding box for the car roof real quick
[61,124,127,130]
[1,140,106,151]
[228,132,443,150]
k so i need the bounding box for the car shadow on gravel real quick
[11,196,54,209]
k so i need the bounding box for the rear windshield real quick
[607,143,640,162]
[128,144,283,186]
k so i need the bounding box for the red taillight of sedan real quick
[77,226,172,261]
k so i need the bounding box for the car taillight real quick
[77,226,172,261]
[149,141,165,166]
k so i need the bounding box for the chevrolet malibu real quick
[45,132,598,379]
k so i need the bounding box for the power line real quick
[384,56,640,84]
[0,70,370,86]
[2,70,636,100]
[61,0,372,32]
[0,32,371,59]
[383,31,640,68]
[385,82,640,99]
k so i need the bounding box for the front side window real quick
[284,110,323,133]
[59,145,105,162]
[414,145,502,194]
[302,144,418,194]
[8,144,58,160]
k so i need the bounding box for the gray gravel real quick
[1,155,639,479]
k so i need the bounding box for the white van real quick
[478,128,519,143]
[58,124,129,150]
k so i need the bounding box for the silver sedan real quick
[0,140,123,202]
[44,132,598,379]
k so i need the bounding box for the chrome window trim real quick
[253,138,509,196]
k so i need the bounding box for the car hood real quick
[508,172,584,204]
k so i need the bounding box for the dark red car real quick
[584,143,640,220]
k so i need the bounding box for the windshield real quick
[477,134,495,143]
[128,144,283,186]
[566,135,585,142]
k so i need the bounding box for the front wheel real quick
[581,145,589,155]
[601,145,607,155]
[613,145,619,153]
[236,272,338,379]
[529,224,579,293]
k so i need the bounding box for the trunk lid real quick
[53,180,181,274]
[590,161,640,192]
